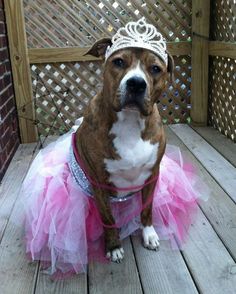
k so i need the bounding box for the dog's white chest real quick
[104,111,158,196]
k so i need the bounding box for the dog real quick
[75,19,174,263]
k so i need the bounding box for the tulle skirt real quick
[21,130,208,278]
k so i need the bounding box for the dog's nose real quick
[126,77,147,95]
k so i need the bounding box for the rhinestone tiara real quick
[105,17,168,65]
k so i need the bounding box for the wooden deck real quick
[0,125,236,294]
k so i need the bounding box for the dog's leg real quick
[93,188,124,262]
[104,227,124,263]
[141,181,160,250]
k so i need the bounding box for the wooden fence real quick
[208,0,236,142]
[4,0,236,143]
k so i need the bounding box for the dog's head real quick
[85,22,174,117]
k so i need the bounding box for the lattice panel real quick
[158,55,191,124]
[23,0,192,48]
[31,56,191,137]
[210,0,236,42]
[208,56,236,142]
[31,61,103,136]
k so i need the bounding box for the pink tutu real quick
[21,130,208,278]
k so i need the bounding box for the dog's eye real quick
[150,65,161,75]
[113,58,125,68]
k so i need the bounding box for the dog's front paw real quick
[142,225,160,250]
[106,247,124,263]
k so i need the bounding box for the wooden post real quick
[4,0,37,142]
[190,0,210,126]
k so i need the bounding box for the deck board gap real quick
[87,268,89,294]
[0,144,38,245]
[197,203,236,263]
[130,236,145,294]
[169,124,236,204]
[191,126,236,167]
[167,126,235,204]
[179,249,201,294]
[32,262,40,294]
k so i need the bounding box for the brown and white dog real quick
[75,36,174,262]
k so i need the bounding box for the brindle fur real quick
[76,39,174,255]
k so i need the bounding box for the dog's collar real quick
[68,133,139,203]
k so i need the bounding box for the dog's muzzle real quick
[121,76,147,112]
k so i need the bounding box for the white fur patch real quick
[119,62,148,97]
[121,62,147,85]
[106,247,124,263]
[142,225,160,250]
[104,110,158,197]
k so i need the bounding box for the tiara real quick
[105,17,168,65]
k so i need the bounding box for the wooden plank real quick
[165,126,236,293]
[167,41,191,56]
[166,126,236,261]
[190,0,210,126]
[209,41,236,59]
[35,272,87,294]
[0,197,39,294]
[89,238,142,294]
[192,126,236,167]
[0,144,39,294]
[0,144,36,241]
[131,237,198,294]
[182,209,236,293]
[28,42,191,64]
[4,0,37,143]
[28,47,100,63]
[170,124,236,203]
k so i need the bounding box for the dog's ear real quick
[84,38,112,58]
[167,52,175,83]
